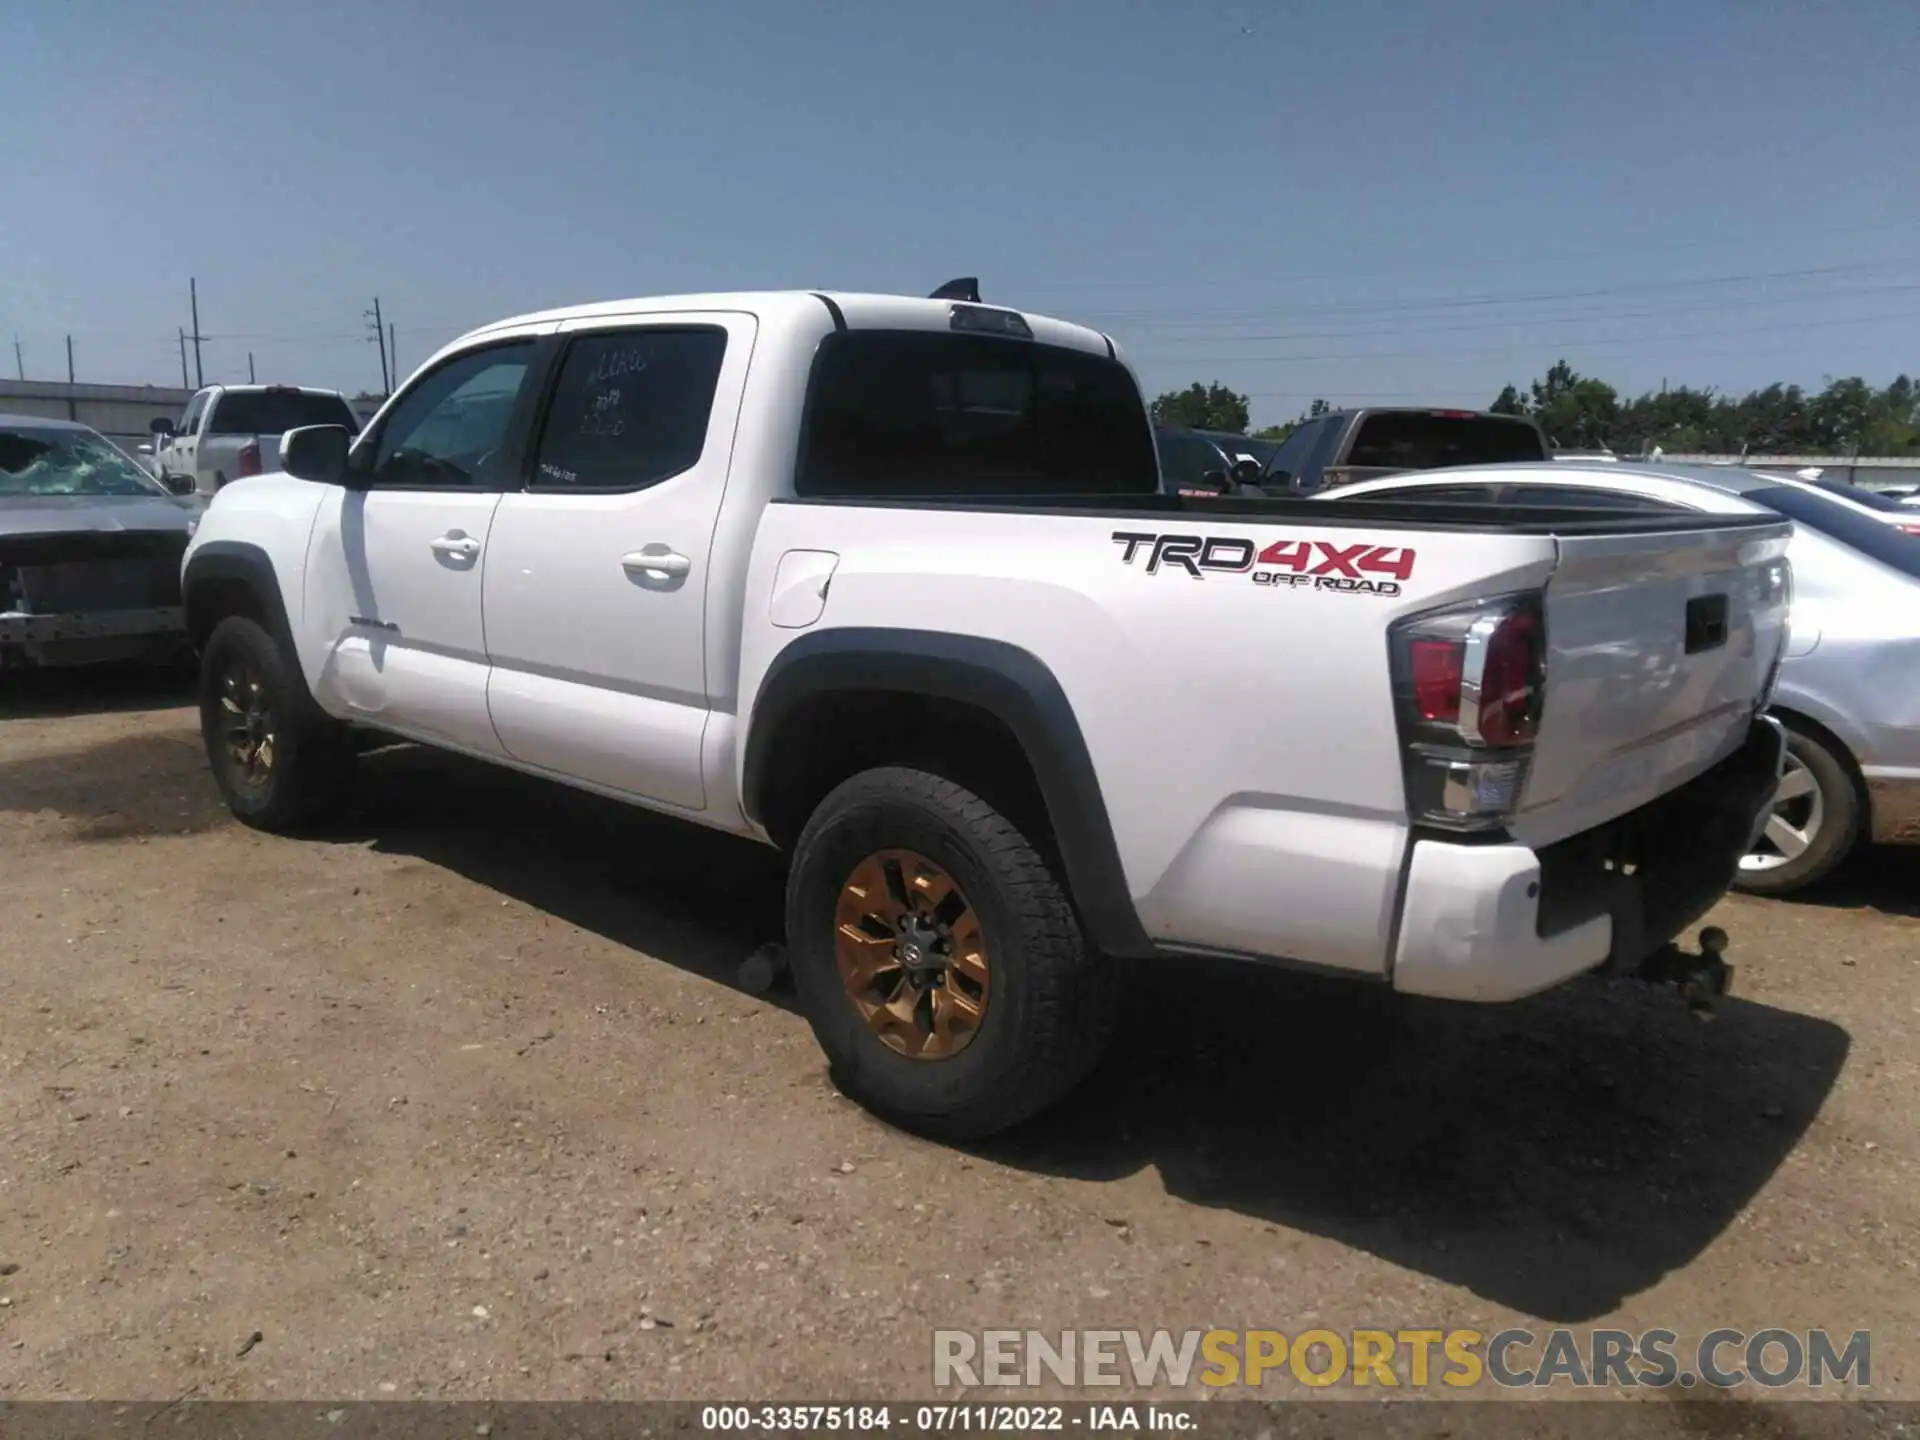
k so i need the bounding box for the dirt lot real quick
[1,669,1915,1406]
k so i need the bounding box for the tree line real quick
[1151,365,1920,455]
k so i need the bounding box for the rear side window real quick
[1500,484,1687,512]
[1343,414,1545,470]
[207,390,358,436]
[797,331,1158,497]
[1746,484,1920,581]
[529,329,728,492]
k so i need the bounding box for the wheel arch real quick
[1768,703,1871,826]
[742,629,1154,959]
[182,540,296,658]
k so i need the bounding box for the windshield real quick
[207,390,358,436]
[1155,432,1228,488]
[0,426,169,497]
[1746,483,1920,581]
[1342,413,1546,471]
[1202,433,1279,466]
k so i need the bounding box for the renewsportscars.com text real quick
[932,1327,1871,1391]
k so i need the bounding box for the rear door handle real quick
[430,532,481,560]
[621,547,691,580]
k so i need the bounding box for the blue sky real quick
[4,0,1914,425]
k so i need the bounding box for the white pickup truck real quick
[180,287,1791,1138]
[150,384,361,497]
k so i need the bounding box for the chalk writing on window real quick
[579,387,626,437]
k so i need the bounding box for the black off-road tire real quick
[198,615,353,832]
[1732,724,1861,897]
[785,766,1117,1140]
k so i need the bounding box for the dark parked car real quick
[1154,427,1275,495]
[0,414,202,669]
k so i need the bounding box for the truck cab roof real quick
[461,290,1120,360]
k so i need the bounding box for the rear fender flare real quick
[742,628,1154,958]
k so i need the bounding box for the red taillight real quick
[1410,639,1464,722]
[1898,523,1920,538]
[237,441,262,478]
[1475,608,1542,747]
[1392,595,1545,832]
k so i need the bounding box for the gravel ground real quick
[0,668,1914,1407]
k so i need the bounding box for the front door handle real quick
[431,532,481,561]
[621,547,692,581]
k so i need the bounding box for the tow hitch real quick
[1636,926,1733,1018]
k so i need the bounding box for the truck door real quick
[302,337,546,755]
[482,313,756,811]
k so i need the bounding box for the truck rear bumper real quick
[1393,717,1784,1002]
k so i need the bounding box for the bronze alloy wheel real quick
[217,658,277,795]
[833,848,991,1060]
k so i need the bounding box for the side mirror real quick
[1230,457,1263,485]
[161,472,196,496]
[136,442,154,456]
[150,417,176,436]
[281,424,352,486]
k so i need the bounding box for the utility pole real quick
[366,297,390,395]
[189,277,205,387]
[178,329,190,388]
[388,321,398,390]
[12,334,21,381]
[66,335,77,419]
[248,352,256,383]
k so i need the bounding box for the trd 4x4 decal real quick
[1111,531,1414,597]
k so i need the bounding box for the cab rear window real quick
[1344,414,1546,470]
[207,391,358,437]
[797,331,1159,497]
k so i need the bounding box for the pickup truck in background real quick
[1258,407,1550,493]
[150,385,360,497]
[180,286,1789,1140]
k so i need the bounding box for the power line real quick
[1073,258,1920,325]
[1171,306,1920,367]
[1021,217,1920,292]
[1129,282,1920,349]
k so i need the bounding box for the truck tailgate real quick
[1512,522,1792,849]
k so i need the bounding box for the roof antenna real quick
[929,277,981,303]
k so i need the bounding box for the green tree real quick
[1150,381,1251,433]
[1495,368,1920,457]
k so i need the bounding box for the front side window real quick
[528,329,728,492]
[797,331,1158,498]
[177,392,208,435]
[369,342,535,489]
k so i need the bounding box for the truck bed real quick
[771,490,1788,536]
